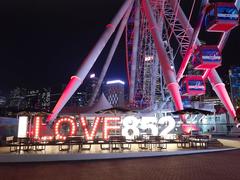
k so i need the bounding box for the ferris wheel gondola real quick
[192,45,222,70]
[205,2,239,32]
[180,76,206,96]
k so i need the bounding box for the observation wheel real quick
[47,0,239,126]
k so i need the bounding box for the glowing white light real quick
[158,116,176,138]
[90,73,95,78]
[202,56,221,60]
[122,116,140,140]
[217,13,238,18]
[236,123,240,128]
[18,116,28,138]
[106,80,125,85]
[145,56,154,61]
[140,116,158,136]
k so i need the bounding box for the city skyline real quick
[0,1,240,176]
[0,0,239,94]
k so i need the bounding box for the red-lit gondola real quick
[205,2,239,32]
[192,45,222,70]
[181,76,206,96]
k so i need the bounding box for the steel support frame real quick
[211,0,240,122]
[164,1,191,58]
[168,0,238,121]
[176,0,209,82]
[129,0,141,103]
[142,0,184,116]
[89,3,133,106]
[126,0,170,109]
[47,0,134,124]
[143,2,164,109]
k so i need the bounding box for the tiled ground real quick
[1,149,240,180]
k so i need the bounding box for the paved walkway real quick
[1,149,240,180]
[0,147,236,163]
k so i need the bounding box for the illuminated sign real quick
[217,13,238,18]
[30,115,177,140]
[103,117,121,140]
[158,116,176,138]
[202,55,221,60]
[18,116,28,138]
[54,117,77,140]
[188,80,205,91]
[122,116,176,139]
[106,80,125,85]
[122,116,140,139]
[80,116,100,140]
[33,116,54,141]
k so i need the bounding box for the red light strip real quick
[33,116,41,139]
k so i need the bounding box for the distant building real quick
[49,85,65,110]
[6,87,27,110]
[24,89,50,112]
[229,66,240,107]
[65,90,88,108]
[84,73,98,105]
[50,84,87,110]
[104,80,125,107]
[71,73,99,106]
[6,87,50,112]
[53,73,98,112]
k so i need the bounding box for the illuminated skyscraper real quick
[104,80,125,107]
[84,74,98,105]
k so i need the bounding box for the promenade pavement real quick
[1,149,240,180]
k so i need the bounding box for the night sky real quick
[0,0,239,94]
